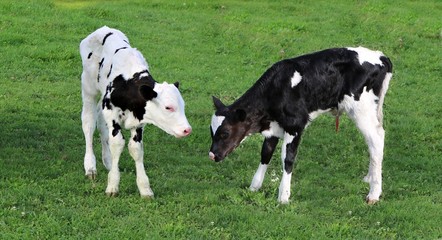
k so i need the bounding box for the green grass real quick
[1,0,441,239]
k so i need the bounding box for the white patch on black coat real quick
[261,121,284,139]
[290,71,302,88]
[347,46,384,66]
[211,115,225,135]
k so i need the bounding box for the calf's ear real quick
[140,85,158,100]
[212,96,226,110]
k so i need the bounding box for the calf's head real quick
[143,81,192,138]
[209,96,249,162]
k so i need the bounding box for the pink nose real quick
[183,127,192,136]
[209,152,215,161]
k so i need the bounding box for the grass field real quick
[1,0,441,239]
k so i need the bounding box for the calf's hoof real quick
[106,191,118,197]
[278,195,290,204]
[86,171,97,180]
[105,185,119,197]
[141,194,154,200]
[366,197,379,205]
[139,187,154,199]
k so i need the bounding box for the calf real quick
[80,26,192,198]
[209,47,392,204]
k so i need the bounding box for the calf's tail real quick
[377,56,393,125]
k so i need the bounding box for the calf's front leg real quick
[250,137,279,191]
[278,131,302,204]
[128,127,154,198]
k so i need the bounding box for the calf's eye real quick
[220,132,229,139]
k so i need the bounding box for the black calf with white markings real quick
[209,47,392,204]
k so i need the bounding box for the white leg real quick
[344,92,384,204]
[278,171,292,204]
[81,89,97,179]
[105,125,125,197]
[278,132,296,204]
[128,128,154,198]
[361,123,384,204]
[250,163,268,191]
[97,106,111,170]
[250,137,278,192]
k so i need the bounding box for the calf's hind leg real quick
[81,87,98,179]
[345,95,385,204]
[96,105,112,170]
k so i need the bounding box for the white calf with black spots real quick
[209,47,392,204]
[80,26,191,198]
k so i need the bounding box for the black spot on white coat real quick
[114,47,128,54]
[102,32,113,45]
[133,128,143,142]
[107,64,113,78]
[112,120,121,137]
